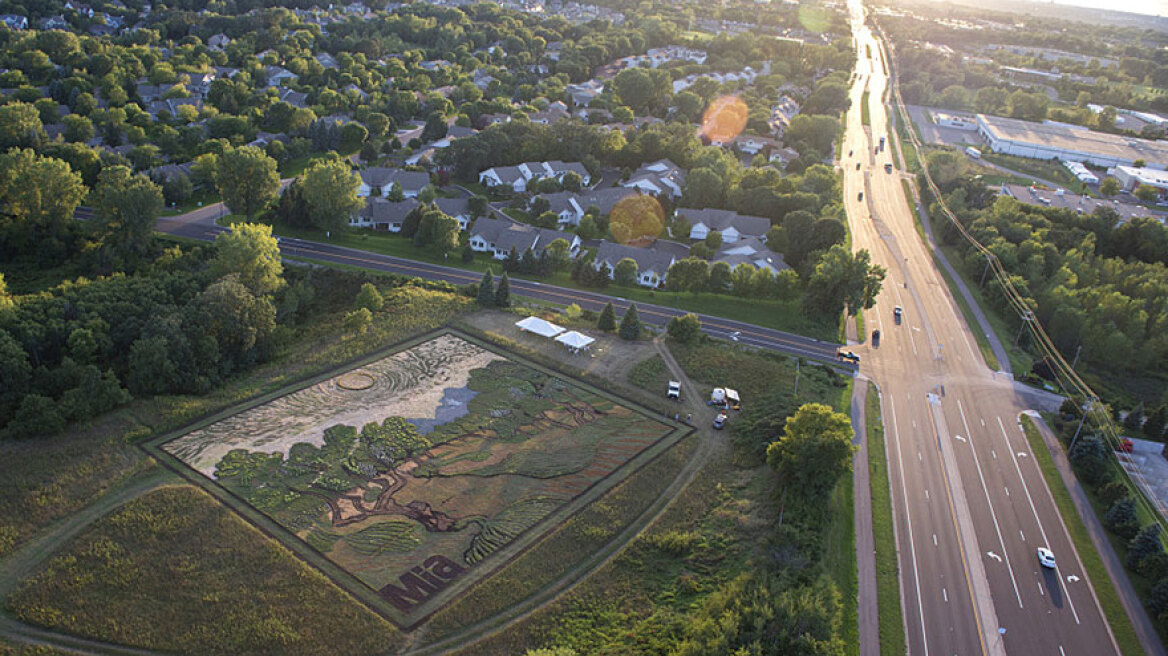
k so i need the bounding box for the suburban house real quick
[770,95,801,137]
[316,52,339,69]
[0,14,28,29]
[433,197,472,229]
[479,160,591,193]
[530,188,633,225]
[264,66,298,86]
[529,106,570,125]
[621,159,686,198]
[593,240,682,288]
[468,217,581,260]
[357,168,430,198]
[565,80,604,107]
[353,198,420,231]
[680,208,771,243]
[208,33,230,49]
[714,237,790,273]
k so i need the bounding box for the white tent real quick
[555,330,595,353]
[515,315,566,338]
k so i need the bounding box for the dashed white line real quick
[889,396,931,656]
[997,416,1081,624]
[943,587,948,602]
[933,534,938,546]
[958,400,1024,608]
[1038,581,1045,596]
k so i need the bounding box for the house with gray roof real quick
[622,159,686,198]
[433,197,472,229]
[594,240,684,288]
[714,237,789,273]
[530,187,634,225]
[358,168,430,198]
[680,207,770,243]
[468,217,581,260]
[264,66,298,87]
[479,165,527,192]
[353,197,420,231]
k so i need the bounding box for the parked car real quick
[713,413,728,430]
[1117,438,1134,453]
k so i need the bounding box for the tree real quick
[683,167,724,208]
[477,270,495,305]
[63,114,94,143]
[495,272,511,307]
[766,403,855,499]
[1136,185,1160,203]
[667,313,702,344]
[1104,498,1141,540]
[1068,435,1112,487]
[468,195,489,217]
[614,258,639,286]
[1145,405,1167,440]
[0,274,12,314]
[210,222,285,295]
[340,123,369,152]
[356,283,384,312]
[1127,524,1164,571]
[0,148,86,242]
[301,159,364,231]
[344,307,373,335]
[805,246,886,317]
[421,112,448,142]
[0,102,43,150]
[7,394,65,439]
[619,303,642,340]
[190,277,276,367]
[90,165,164,263]
[704,230,723,251]
[215,146,281,220]
[708,260,732,293]
[598,301,617,331]
[1100,177,1120,197]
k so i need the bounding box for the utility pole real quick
[1071,344,1082,370]
[980,254,993,287]
[1014,310,1033,346]
[794,360,801,397]
[1071,397,1095,452]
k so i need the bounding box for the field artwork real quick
[155,331,679,626]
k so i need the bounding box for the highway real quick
[155,206,847,366]
[844,2,1119,655]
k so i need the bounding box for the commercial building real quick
[999,183,1166,224]
[976,114,1168,169]
[1111,166,1168,197]
[933,111,977,130]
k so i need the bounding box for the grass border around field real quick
[140,326,692,630]
[824,378,858,655]
[1020,415,1144,656]
[867,382,907,656]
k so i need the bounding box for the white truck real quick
[710,387,741,410]
[667,381,681,400]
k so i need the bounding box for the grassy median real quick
[867,383,907,656]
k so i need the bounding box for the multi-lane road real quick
[844,2,1119,654]
[155,207,845,364]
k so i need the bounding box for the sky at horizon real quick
[1045,0,1168,17]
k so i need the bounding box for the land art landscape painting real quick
[155,331,678,626]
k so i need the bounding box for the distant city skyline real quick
[1047,0,1167,17]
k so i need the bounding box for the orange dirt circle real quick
[336,372,376,390]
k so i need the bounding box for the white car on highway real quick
[1037,547,1056,569]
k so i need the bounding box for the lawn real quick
[826,379,859,656]
[6,486,402,656]
[930,250,1001,371]
[861,91,871,127]
[982,153,1087,193]
[1020,416,1145,656]
[867,383,907,656]
[937,245,1034,375]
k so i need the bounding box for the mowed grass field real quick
[6,486,402,656]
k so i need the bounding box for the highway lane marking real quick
[943,587,948,602]
[889,396,931,656]
[1059,646,1066,656]
[1038,581,1045,596]
[996,417,1081,625]
[1020,530,1025,542]
[959,400,1024,608]
[933,534,937,546]
[1004,486,1010,497]
[924,490,929,500]
[991,449,997,459]
[927,404,992,656]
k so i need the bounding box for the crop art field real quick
[147,330,682,627]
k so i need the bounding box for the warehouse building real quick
[976,114,1168,169]
[1111,166,1168,198]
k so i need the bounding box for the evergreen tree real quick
[597,302,617,332]
[461,243,474,264]
[1145,405,1167,440]
[495,272,511,307]
[619,303,642,341]
[477,270,495,306]
[503,247,521,273]
[1127,524,1163,570]
[519,248,537,274]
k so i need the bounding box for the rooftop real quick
[978,114,1168,166]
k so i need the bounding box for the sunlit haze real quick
[1048,0,1167,17]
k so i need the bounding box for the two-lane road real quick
[155,213,847,366]
[844,2,1119,655]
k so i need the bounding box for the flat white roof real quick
[978,114,1168,166]
[1116,166,1168,188]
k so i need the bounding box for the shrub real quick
[1126,524,1164,571]
[1104,498,1140,540]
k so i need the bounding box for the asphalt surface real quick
[155,206,847,367]
[847,3,1119,655]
